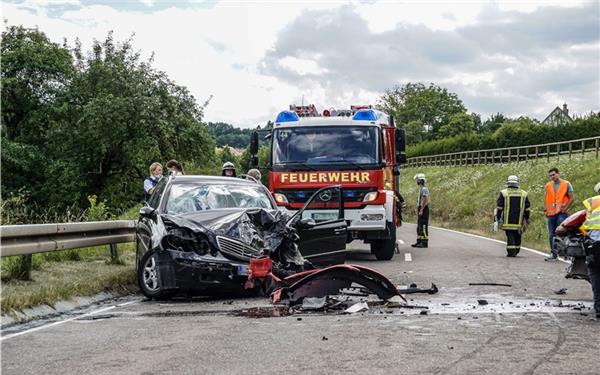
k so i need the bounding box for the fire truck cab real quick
[251,105,406,260]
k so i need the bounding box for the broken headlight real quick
[162,229,214,256]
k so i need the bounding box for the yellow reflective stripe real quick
[507,245,520,249]
[582,209,600,231]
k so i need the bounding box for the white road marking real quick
[404,253,412,262]
[1,299,142,341]
[428,225,570,264]
[396,239,405,245]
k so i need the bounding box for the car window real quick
[165,183,274,214]
[148,179,167,209]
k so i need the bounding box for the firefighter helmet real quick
[507,175,519,188]
[413,173,426,183]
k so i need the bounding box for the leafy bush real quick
[407,116,600,157]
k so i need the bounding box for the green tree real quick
[378,82,467,143]
[1,25,74,203]
[438,113,476,138]
[1,26,216,214]
[481,113,507,134]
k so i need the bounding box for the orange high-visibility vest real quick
[545,180,570,217]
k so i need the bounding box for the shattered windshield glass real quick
[272,126,379,166]
[165,184,273,214]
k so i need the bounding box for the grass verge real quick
[1,245,137,314]
[401,155,600,251]
[1,205,141,314]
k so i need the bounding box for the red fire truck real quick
[250,105,406,260]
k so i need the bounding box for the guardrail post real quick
[596,138,599,159]
[516,148,520,163]
[109,243,119,263]
[557,144,560,161]
[582,140,585,160]
[547,145,550,162]
[569,142,572,160]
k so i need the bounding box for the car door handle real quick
[333,228,346,234]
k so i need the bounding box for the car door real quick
[136,179,167,268]
[290,186,347,266]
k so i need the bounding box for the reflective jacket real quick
[581,195,600,234]
[545,180,570,217]
[496,188,531,231]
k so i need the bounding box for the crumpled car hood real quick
[159,208,304,266]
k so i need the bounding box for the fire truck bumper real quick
[278,205,387,231]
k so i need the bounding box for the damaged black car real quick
[136,175,348,300]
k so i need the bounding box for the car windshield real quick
[272,126,378,166]
[165,183,273,214]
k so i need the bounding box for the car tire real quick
[371,222,396,261]
[138,250,176,300]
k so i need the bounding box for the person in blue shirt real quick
[144,162,163,201]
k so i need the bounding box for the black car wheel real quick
[371,222,396,261]
[138,251,176,300]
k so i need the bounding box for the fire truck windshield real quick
[272,126,379,168]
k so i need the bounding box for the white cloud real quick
[2,0,598,127]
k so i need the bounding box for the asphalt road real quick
[2,224,598,375]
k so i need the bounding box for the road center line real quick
[404,253,412,262]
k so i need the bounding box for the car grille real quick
[216,236,262,260]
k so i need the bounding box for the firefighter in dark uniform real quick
[411,173,429,248]
[494,175,531,257]
[582,182,600,318]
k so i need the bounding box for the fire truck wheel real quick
[371,222,396,261]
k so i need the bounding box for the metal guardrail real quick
[406,136,600,168]
[0,220,136,257]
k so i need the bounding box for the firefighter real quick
[221,162,236,177]
[494,175,531,257]
[411,173,429,248]
[581,182,600,318]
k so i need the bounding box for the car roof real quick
[168,175,260,186]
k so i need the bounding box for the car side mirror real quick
[139,206,156,219]
[298,218,317,229]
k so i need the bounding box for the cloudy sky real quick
[3,0,599,127]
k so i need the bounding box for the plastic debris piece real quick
[345,302,369,313]
[477,299,488,305]
[301,297,328,311]
[469,283,512,287]
[554,288,567,295]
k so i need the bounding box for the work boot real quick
[507,250,517,257]
[545,256,558,262]
[411,241,421,248]
[414,242,428,248]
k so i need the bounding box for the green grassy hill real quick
[400,155,600,251]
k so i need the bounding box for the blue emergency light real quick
[352,109,378,121]
[275,111,300,123]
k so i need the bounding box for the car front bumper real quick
[163,249,251,292]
